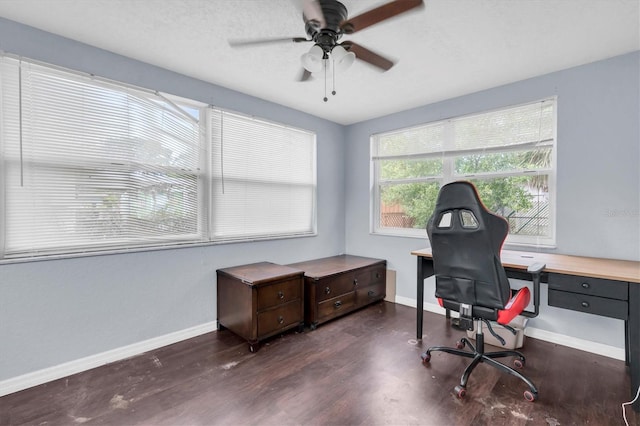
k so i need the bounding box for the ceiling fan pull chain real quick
[323,58,328,102]
[332,57,337,97]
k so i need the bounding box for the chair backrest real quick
[426,181,511,309]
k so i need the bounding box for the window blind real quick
[0,58,204,257]
[373,100,554,161]
[209,109,316,241]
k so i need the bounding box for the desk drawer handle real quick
[581,301,590,308]
[334,300,342,309]
[277,291,285,299]
[325,287,331,295]
[581,282,590,289]
[278,316,284,324]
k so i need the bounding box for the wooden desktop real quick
[412,247,640,410]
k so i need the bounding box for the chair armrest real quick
[520,262,546,318]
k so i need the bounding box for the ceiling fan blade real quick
[341,41,394,71]
[340,0,424,34]
[228,37,310,47]
[302,0,326,29]
[298,69,313,82]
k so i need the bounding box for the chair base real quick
[421,332,538,401]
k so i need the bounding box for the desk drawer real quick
[548,273,628,300]
[548,289,628,320]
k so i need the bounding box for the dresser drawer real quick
[257,301,303,336]
[548,289,628,320]
[355,265,385,287]
[548,273,628,300]
[317,292,356,319]
[257,277,302,310]
[316,273,357,302]
[356,281,386,305]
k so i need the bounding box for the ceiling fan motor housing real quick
[304,0,348,52]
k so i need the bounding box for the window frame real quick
[371,98,557,248]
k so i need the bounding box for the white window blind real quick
[374,101,554,161]
[209,109,317,241]
[0,57,204,258]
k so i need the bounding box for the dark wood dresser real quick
[287,255,386,329]
[216,262,305,352]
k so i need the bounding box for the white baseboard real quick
[523,327,625,360]
[393,295,625,361]
[0,321,218,398]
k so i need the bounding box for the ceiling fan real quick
[229,0,424,84]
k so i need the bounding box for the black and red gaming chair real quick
[420,181,544,402]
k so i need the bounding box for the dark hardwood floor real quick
[1,302,637,425]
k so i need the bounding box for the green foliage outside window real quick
[380,148,551,231]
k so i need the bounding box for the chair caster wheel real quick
[421,352,431,363]
[523,390,537,402]
[456,340,465,349]
[514,358,525,369]
[454,385,466,398]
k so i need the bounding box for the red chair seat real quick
[437,286,531,325]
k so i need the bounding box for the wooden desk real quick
[412,248,640,410]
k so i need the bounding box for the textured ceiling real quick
[0,0,638,125]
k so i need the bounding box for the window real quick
[371,99,556,246]
[0,56,317,260]
[209,109,317,242]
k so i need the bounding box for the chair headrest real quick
[434,181,487,217]
[428,180,509,256]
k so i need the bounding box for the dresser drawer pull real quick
[581,282,590,289]
[368,290,375,297]
[375,272,380,279]
[581,301,590,308]
[334,300,342,308]
[325,287,331,295]
[277,291,285,299]
[278,316,284,324]
[353,278,358,286]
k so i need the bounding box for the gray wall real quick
[344,51,640,350]
[0,19,346,381]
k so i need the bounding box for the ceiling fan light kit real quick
[301,44,355,73]
[230,0,424,101]
[328,45,355,72]
[301,44,325,73]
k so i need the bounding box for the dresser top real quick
[217,262,304,285]
[287,255,386,279]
